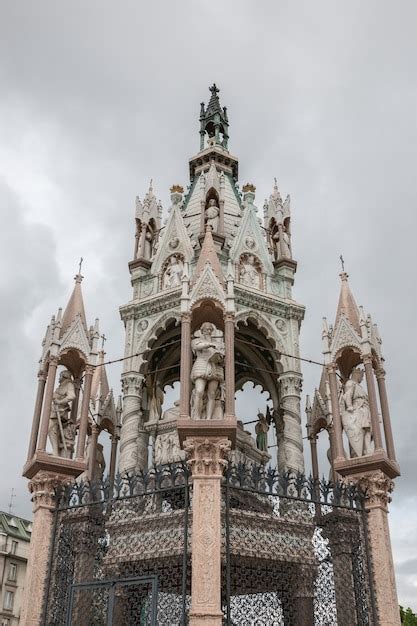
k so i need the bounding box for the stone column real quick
[309,435,320,505]
[37,357,58,451]
[70,376,82,424]
[76,365,94,459]
[180,313,192,419]
[138,222,147,258]
[184,437,231,626]
[224,313,235,419]
[20,472,68,626]
[363,356,383,452]
[327,365,345,462]
[27,371,47,460]
[109,433,119,490]
[119,374,144,473]
[278,373,304,473]
[327,426,338,484]
[357,470,400,626]
[88,424,100,482]
[375,367,397,461]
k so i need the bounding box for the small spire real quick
[335,271,361,335]
[192,226,224,285]
[91,349,110,402]
[61,269,88,336]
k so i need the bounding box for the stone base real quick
[334,449,400,479]
[177,417,237,448]
[23,450,87,479]
[189,610,223,625]
[128,257,152,271]
[273,258,298,271]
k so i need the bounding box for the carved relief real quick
[183,438,231,476]
[162,254,184,289]
[239,254,262,290]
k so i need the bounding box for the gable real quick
[151,204,194,275]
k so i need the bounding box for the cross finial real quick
[78,257,83,274]
[340,255,345,272]
[100,333,107,350]
[209,83,219,95]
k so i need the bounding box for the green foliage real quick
[400,605,417,625]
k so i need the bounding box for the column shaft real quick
[88,425,99,481]
[180,314,192,419]
[76,366,94,459]
[363,358,383,451]
[224,314,235,419]
[27,373,47,460]
[119,374,143,474]
[327,366,345,462]
[109,435,118,489]
[376,370,397,461]
[38,359,58,451]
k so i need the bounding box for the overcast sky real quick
[1,0,416,610]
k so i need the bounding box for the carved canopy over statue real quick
[162,255,184,289]
[205,198,220,233]
[48,369,76,458]
[190,322,225,420]
[341,367,373,457]
[239,254,261,289]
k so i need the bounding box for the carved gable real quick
[330,314,362,360]
[151,204,194,275]
[229,204,273,274]
[190,261,226,308]
[59,314,92,360]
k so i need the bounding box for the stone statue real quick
[148,383,164,422]
[272,226,291,259]
[163,255,183,289]
[144,229,153,260]
[205,198,220,232]
[255,411,269,452]
[94,442,106,481]
[240,255,261,289]
[49,369,76,458]
[341,368,373,457]
[191,322,225,420]
[155,431,184,465]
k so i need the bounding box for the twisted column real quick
[278,373,304,473]
[119,374,144,473]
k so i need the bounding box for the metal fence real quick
[222,464,376,626]
[43,465,191,625]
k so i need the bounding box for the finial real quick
[274,177,278,188]
[209,83,219,95]
[149,178,153,193]
[74,257,84,283]
[339,254,345,272]
[100,333,107,351]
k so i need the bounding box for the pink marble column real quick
[327,427,338,484]
[327,365,345,462]
[87,424,100,482]
[309,435,319,484]
[224,313,235,419]
[375,367,397,462]
[76,365,94,459]
[21,472,70,626]
[184,437,231,626]
[27,371,47,460]
[108,433,119,490]
[363,356,383,452]
[70,376,82,424]
[357,471,400,626]
[180,313,192,419]
[37,357,58,451]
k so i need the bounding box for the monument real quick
[21,86,400,625]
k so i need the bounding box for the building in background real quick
[0,512,31,626]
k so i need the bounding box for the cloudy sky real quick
[1,0,416,610]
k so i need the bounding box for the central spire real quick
[199,83,229,151]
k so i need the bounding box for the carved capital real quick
[279,374,303,397]
[48,355,59,367]
[181,312,192,323]
[122,374,143,396]
[375,367,386,380]
[85,364,95,376]
[183,437,231,477]
[362,354,373,366]
[354,470,395,508]
[28,471,72,510]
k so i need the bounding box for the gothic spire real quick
[60,269,88,336]
[335,271,361,335]
[192,225,224,285]
[199,84,229,150]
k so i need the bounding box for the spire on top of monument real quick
[334,270,361,335]
[60,260,88,336]
[199,83,229,151]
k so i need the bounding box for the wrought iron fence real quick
[42,464,191,625]
[222,464,377,626]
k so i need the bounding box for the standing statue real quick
[272,226,291,259]
[49,369,76,458]
[144,229,153,260]
[163,255,184,289]
[148,383,164,422]
[255,411,269,452]
[191,322,225,420]
[240,255,261,289]
[341,368,373,457]
[205,198,220,232]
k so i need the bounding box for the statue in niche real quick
[255,411,269,452]
[272,226,292,259]
[163,255,184,289]
[240,254,261,289]
[205,198,220,232]
[155,431,184,465]
[341,368,373,457]
[148,382,164,422]
[190,322,225,420]
[144,229,153,260]
[49,369,76,458]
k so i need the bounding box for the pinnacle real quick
[91,350,110,402]
[192,226,224,285]
[60,273,88,337]
[334,272,361,335]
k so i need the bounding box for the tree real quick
[400,606,417,626]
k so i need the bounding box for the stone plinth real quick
[177,417,237,448]
[334,449,400,480]
[183,435,232,626]
[22,449,87,479]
